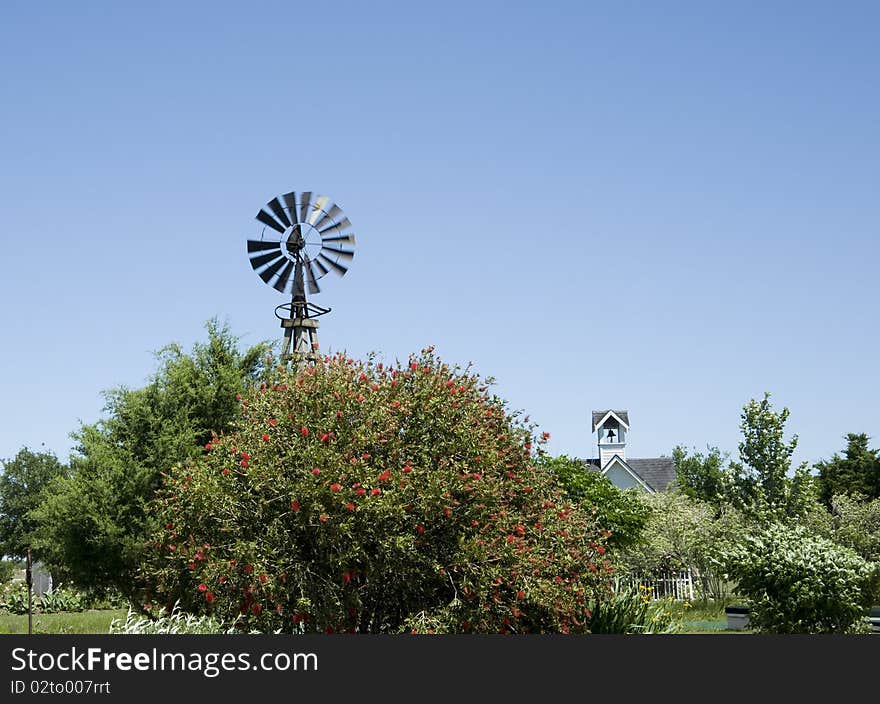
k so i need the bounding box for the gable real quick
[601,456,653,493]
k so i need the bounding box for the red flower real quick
[240,459,249,468]
[416,525,425,534]
[342,571,352,584]
[330,483,342,492]
[514,524,526,536]
[356,487,366,496]
[268,418,278,426]
[219,576,228,584]
[222,468,230,476]
[409,362,418,371]
[252,603,262,616]
[357,395,365,403]
[346,502,355,511]
[319,515,328,522]
[187,562,196,570]
[198,583,207,592]
[312,468,321,476]
[261,434,270,442]
[300,426,309,437]
[320,433,331,443]
[205,442,213,451]
[291,500,301,511]
[240,452,250,460]
[517,591,526,599]
[205,591,215,604]
[371,384,379,391]
[259,573,268,584]
[292,614,302,623]
[244,565,253,575]
[336,411,343,418]
[541,432,550,440]
[363,453,372,461]
[402,464,412,474]
[370,488,381,496]
[597,546,606,555]
[377,469,391,482]
[359,372,367,381]
[506,535,515,543]
[168,545,176,552]
[444,507,452,517]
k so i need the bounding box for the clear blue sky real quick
[1,1,877,470]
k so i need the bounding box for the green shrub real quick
[587,582,678,634]
[38,585,85,613]
[722,522,879,633]
[141,348,614,633]
[0,582,29,615]
[0,560,17,584]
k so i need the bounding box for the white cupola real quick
[592,410,630,469]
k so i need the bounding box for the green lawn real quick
[0,609,128,634]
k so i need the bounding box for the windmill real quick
[246,191,355,365]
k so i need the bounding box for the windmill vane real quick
[246,190,356,365]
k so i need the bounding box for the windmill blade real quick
[256,209,286,234]
[272,259,295,293]
[308,195,330,225]
[321,245,355,262]
[249,250,286,270]
[312,257,329,277]
[281,192,299,224]
[317,253,348,277]
[247,239,282,253]
[267,197,292,229]
[258,255,289,283]
[313,204,343,231]
[321,233,356,246]
[319,217,352,236]
[304,256,321,294]
[299,191,312,225]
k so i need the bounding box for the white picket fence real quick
[621,570,694,602]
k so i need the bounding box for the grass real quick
[668,599,742,634]
[0,609,128,634]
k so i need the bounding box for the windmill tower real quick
[245,191,356,366]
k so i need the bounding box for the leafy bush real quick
[38,585,85,613]
[109,603,231,634]
[537,454,650,549]
[722,522,879,633]
[587,583,678,634]
[0,582,29,614]
[141,348,614,633]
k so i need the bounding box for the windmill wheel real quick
[246,191,355,295]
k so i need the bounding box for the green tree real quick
[672,445,732,505]
[31,320,273,596]
[829,493,880,563]
[537,454,650,549]
[0,448,67,561]
[815,434,880,506]
[141,348,614,634]
[619,491,747,600]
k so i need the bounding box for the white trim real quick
[601,455,653,493]
[592,410,630,433]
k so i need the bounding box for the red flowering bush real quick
[141,348,613,633]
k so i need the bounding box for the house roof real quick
[582,456,677,492]
[591,410,630,432]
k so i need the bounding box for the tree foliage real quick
[721,522,879,633]
[815,434,880,506]
[675,393,814,519]
[537,454,650,549]
[0,448,67,561]
[31,320,272,595]
[141,348,614,634]
[828,493,880,563]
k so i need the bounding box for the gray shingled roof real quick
[591,410,630,432]
[581,457,677,492]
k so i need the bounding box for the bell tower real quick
[592,410,630,469]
